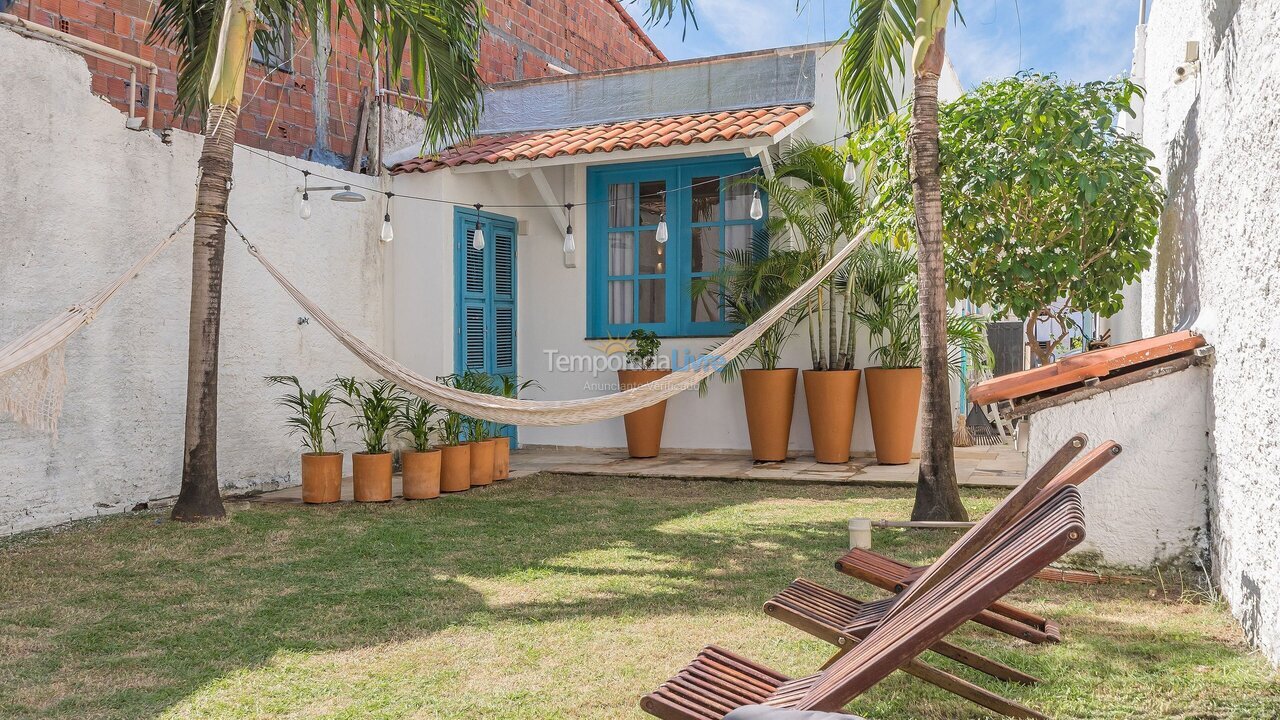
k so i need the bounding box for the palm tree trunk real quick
[909,29,967,522]
[171,0,255,521]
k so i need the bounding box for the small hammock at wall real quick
[0,214,194,436]
[235,219,871,427]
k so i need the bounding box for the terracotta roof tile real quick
[390,105,811,174]
[969,331,1207,406]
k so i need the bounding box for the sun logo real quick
[588,335,633,356]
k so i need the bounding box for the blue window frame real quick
[586,154,765,338]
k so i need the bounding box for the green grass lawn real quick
[1,474,1276,719]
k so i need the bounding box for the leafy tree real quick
[148,0,485,520]
[854,73,1164,365]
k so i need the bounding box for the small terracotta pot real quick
[491,437,511,480]
[469,439,496,486]
[741,368,798,462]
[401,449,441,500]
[803,369,862,464]
[440,444,471,492]
[864,366,923,465]
[352,452,393,502]
[618,368,672,458]
[300,452,342,504]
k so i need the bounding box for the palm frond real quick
[835,0,916,128]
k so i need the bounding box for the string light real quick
[655,213,669,244]
[380,192,395,243]
[563,203,575,254]
[749,188,764,220]
[299,170,312,220]
[472,204,485,250]
[843,153,857,184]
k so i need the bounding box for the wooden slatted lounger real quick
[641,483,1089,720]
[759,438,1121,718]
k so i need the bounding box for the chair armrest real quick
[724,706,866,720]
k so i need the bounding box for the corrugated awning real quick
[390,105,811,174]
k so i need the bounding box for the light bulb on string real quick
[843,153,857,184]
[299,192,312,220]
[655,213,669,244]
[379,192,394,243]
[562,203,575,254]
[472,203,485,250]
[749,188,764,220]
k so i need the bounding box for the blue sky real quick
[624,0,1139,88]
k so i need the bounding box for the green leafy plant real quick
[854,72,1164,364]
[437,411,466,448]
[496,374,542,400]
[853,244,990,374]
[438,371,497,442]
[624,329,662,370]
[692,223,807,393]
[395,397,440,452]
[332,377,403,454]
[265,375,338,454]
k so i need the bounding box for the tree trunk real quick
[171,0,255,522]
[909,29,968,522]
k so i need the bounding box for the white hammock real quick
[242,223,870,426]
[0,215,194,435]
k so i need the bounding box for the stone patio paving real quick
[255,443,1023,503]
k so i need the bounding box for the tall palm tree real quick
[148,0,485,521]
[645,0,966,520]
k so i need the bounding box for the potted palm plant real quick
[492,375,541,479]
[395,396,441,500]
[333,377,402,501]
[436,407,471,492]
[694,225,804,462]
[617,329,669,458]
[750,141,867,463]
[440,371,497,487]
[858,244,990,464]
[267,375,341,504]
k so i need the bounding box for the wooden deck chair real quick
[827,438,1121,644]
[640,485,1088,720]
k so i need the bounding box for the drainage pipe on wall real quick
[0,12,158,130]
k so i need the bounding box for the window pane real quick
[638,279,665,323]
[725,224,752,257]
[691,280,721,323]
[639,181,666,226]
[608,232,633,275]
[691,175,720,223]
[691,226,720,273]
[639,229,664,274]
[609,183,633,227]
[609,280,633,324]
[725,180,754,220]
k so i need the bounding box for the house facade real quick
[383,45,962,455]
[1,0,663,161]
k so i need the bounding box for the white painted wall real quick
[1126,0,1280,665]
[1025,365,1209,567]
[386,46,964,456]
[0,29,386,534]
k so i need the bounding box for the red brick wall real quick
[6,0,663,164]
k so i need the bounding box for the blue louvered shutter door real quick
[492,223,516,378]
[460,221,488,372]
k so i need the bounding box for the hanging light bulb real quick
[380,213,394,243]
[299,192,312,220]
[472,204,485,250]
[562,204,575,254]
[749,188,764,220]
[655,213,669,244]
[843,152,857,184]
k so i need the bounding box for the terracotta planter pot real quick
[352,452,393,502]
[803,369,862,464]
[469,439,496,487]
[440,444,471,492]
[401,449,441,500]
[492,437,511,480]
[741,368,798,462]
[618,368,671,458]
[864,366,923,465]
[300,452,342,504]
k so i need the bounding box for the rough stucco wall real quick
[1138,0,1280,665]
[1025,366,1209,567]
[0,30,385,534]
